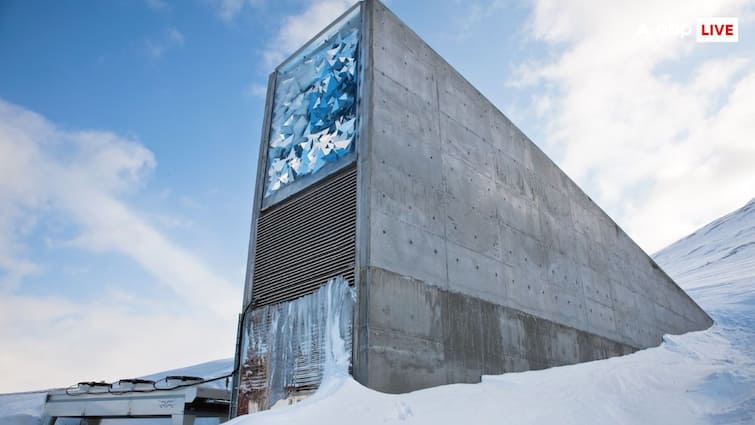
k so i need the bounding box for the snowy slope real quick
[140,358,234,390]
[224,198,755,425]
[2,198,754,425]
[0,392,47,425]
[655,198,755,313]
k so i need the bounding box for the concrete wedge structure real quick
[232,0,713,415]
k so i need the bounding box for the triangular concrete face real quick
[234,0,713,414]
[351,0,712,393]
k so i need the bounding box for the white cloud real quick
[451,0,506,41]
[246,82,269,97]
[0,292,235,392]
[145,0,171,12]
[262,0,353,68]
[0,99,239,392]
[146,27,185,58]
[209,0,265,22]
[213,0,245,21]
[517,0,755,253]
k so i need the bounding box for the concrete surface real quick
[352,0,713,393]
[237,0,714,405]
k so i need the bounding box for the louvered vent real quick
[251,166,357,307]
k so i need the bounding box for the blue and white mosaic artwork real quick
[264,14,360,198]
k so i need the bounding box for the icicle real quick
[237,277,354,413]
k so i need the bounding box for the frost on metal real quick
[263,7,361,198]
[237,277,355,414]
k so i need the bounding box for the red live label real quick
[697,17,739,42]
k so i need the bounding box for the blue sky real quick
[1,0,754,392]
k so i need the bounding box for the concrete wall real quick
[353,0,713,393]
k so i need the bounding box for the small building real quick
[232,0,713,416]
[43,379,230,425]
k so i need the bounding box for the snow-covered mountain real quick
[2,198,754,425]
[655,198,755,316]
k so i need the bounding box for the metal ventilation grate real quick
[251,166,357,307]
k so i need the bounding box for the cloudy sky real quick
[1,0,754,393]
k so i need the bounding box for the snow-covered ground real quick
[227,198,755,425]
[0,392,47,425]
[140,358,234,391]
[2,198,754,425]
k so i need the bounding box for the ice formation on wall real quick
[237,277,355,414]
[264,11,360,198]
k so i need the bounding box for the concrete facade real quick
[351,0,712,393]
[235,0,713,410]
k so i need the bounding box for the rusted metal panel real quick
[237,277,354,414]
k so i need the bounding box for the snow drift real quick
[2,198,754,425]
[224,198,755,425]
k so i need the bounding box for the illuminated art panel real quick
[264,8,360,198]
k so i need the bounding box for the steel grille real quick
[251,166,357,307]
